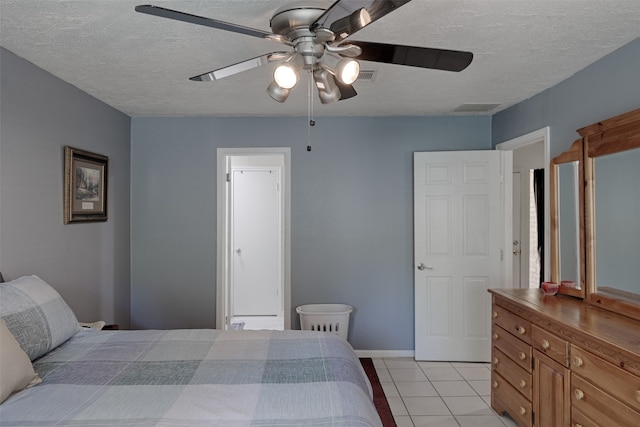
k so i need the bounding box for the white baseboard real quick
[354,349,415,358]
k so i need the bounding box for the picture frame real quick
[64,146,109,223]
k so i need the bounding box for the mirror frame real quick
[550,138,585,298]
[580,108,640,320]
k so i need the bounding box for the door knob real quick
[235,248,241,254]
[417,263,433,271]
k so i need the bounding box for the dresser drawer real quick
[571,344,640,412]
[491,371,532,427]
[571,374,640,427]
[532,324,569,367]
[492,324,532,373]
[571,407,600,427]
[492,305,532,344]
[492,347,532,400]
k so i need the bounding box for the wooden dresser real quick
[489,288,640,427]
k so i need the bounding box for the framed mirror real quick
[581,108,640,320]
[550,139,585,298]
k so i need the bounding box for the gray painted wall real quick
[0,47,132,327]
[492,38,640,157]
[131,116,492,350]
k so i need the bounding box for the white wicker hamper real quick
[296,304,353,340]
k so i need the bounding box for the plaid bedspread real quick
[0,329,382,427]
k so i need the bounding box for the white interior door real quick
[231,168,281,316]
[414,151,505,361]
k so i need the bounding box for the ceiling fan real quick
[135,0,473,104]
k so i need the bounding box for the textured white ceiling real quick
[1,1,639,117]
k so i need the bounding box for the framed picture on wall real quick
[64,146,109,223]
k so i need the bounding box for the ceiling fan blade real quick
[135,5,286,42]
[336,81,357,100]
[190,52,291,82]
[350,41,473,72]
[312,0,412,44]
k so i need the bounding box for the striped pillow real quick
[0,275,80,361]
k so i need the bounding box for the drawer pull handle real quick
[519,352,526,360]
[519,407,526,415]
[519,379,527,388]
[492,333,499,341]
[492,311,498,318]
[574,389,585,400]
[493,357,499,365]
[541,339,550,349]
[573,356,583,367]
[635,390,640,403]
[516,326,526,335]
[492,381,499,389]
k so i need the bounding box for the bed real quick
[0,275,382,426]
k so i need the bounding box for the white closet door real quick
[231,168,281,316]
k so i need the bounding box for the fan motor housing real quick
[270,1,329,40]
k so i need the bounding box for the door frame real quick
[512,170,522,287]
[496,127,551,286]
[216,147,291,330]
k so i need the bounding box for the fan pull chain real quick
[307,70,315,152]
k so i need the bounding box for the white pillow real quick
[0,319,41,403]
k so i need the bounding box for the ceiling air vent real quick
[453,103,501,113]
[357,69,378,81]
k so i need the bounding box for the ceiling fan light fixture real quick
[273,64,299,89]
[313,69,341,104]
[320,52,360,85]
[266,80,291,102]
[337,58,360,85]
[272,52,305,90]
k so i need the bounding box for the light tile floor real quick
[374,357,519,427]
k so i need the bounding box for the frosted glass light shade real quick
[337,59,359,85]
[273,64,298,89]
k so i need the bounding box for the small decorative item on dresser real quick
[541,281,559,295]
